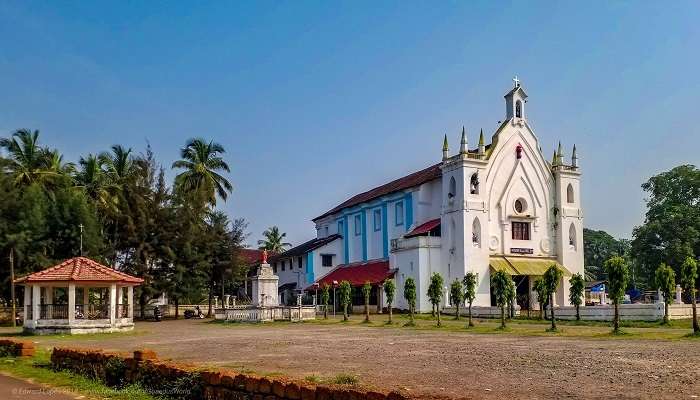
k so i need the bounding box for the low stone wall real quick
[443,306,521,318]
[50,347,410,400]
[0,338,35,357]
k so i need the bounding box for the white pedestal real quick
[251,263,279,307]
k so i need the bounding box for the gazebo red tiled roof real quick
[14,257,143,285]
[307,259,395,289]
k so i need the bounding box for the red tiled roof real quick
[307,259,395,289]
[14,257,143,284]
[313,163,442,221]
[404,218,441,238]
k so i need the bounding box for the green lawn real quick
[0,350,158,400]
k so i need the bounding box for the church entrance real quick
[513,275,531,313]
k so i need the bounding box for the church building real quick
[273,80,583,312]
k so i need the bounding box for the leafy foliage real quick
[679,257,699,333]
[450,279,463,320]
[383,279,395,323]
[320,285,330,319]
[569,273,585,321]
[427,272,444,326]
[403,277,416,325]
[654,263,676,324]
[338,281,352,322]
[491,270,515,329]
[604,256,630,332]
[462,272,477,327]
[257,226,291,252]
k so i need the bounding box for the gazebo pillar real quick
[68,283,76,324]
[83,286,89,306]
[45,286,53,318]
[23,285,30,323]
[127,286,134,319]
[31,285,40,323]
[109,284,117,326]
[116,286,123,318]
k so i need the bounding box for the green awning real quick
[489,256,571,277]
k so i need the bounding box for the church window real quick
[354,215,361,236]
[472,218,481,247]
[512,222,530,240]
[395,202,404,226]
[515,100,522,118]
[448,177,456,199]
[470,173,479,194]
[373,209,381,231]
[514,199,525,214]
[567,184,574,203]
[569,223,577,249]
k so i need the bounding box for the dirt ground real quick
[5,318,700,400]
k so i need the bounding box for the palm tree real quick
[171,138,232,207]
[74,154,114,212]
[0,129,55,187]
[258,226,291,252]
[101,145,134,185]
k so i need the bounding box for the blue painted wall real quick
[306,251,314,284]
[382,202,389,258]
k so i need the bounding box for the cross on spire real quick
[513,75,520,88]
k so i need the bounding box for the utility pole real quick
[9,248,16,328]
[79,224,84,256]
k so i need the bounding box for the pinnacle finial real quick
[557,141,563,156]
[442,134,449,160]
[552,150,558,166]
[460,126,467,154]
[572,144,579,168]
[478,129,485,156]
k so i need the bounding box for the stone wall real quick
[51,347,411,400]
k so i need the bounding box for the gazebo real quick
[14,257,143,335]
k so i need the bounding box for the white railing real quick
[215,305,316,322]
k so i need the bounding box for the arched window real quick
[515,100,522,118]
[448,176,456,199]
[472,217,481,247]
[470,173,479,194]
[567,184,574,203]
[569,223,577,249]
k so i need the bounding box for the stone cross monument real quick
[251,252,279,307]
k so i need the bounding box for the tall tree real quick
[584,228,630,281]
[462,272,477,327]
[383,279,395,324]
[338,281,352,322]
[491,270,515,329]
[257,226,292,252]
[543,265,563,331]
[362,282,371,322]
[605,256,630,333]
[679,256,699,334]
[0,129,55,188]
[632,165,700,283]
[320,285,330,319]
[569,273,585,321]
[450,279,463,321]
[654,263,676,325]
[171,138,232,208]
[403,277,417,326]
[427,273,444,327]
[534,278,548,320]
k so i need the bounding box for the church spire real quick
[460,126,468,154]
[442,134,449,160]
[572,144,578,168]
[478,129,485,155]
[557,141,564,165]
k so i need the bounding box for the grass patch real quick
[0,351,157,400]
[304,375,323,384]
[332,373,359,385]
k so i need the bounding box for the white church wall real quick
[391,236,441,312]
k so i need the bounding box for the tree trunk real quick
[500,305,506,329]
[140,291,147,319]
[207,288,213,318]
[468,301,474,327]
[343,304,348,322]
[174,297,179,319]
[539,304,543,320]
[455,302,460,320]
[324,305,328,319]
[692,294,698,333]
[364,300,369,322]
[663,300,669,325]
[410,305,415,325]
[613,300,620,332]
[9,248,16,328]
[576,303,580,321]
[437,307,441,327]
[431,304,435,317]
[388,304,393,323]
[550,293,556,330]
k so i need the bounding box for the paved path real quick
[0,373,79,399]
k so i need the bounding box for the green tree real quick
[491,270,514,329]
[362,282,371,322]
[632,165,700,284]
[383,279,395,324]
[0,129,56,188]
[679,256,698,334]
[605,256,630,333]
[569,273,585,321]
[450,279,463,321]
[320,285,330,319]
[403,277,417,326]
[338,281,352,322]
[171,138,233,208]
[427,272,444,327]
[654,263,676,325]
[534,278,548,320]
[257,226,292,252]
[583,228,630,281]
[462,272,477,327]
[543,265,563,331]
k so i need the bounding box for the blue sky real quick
[1,1,698,247]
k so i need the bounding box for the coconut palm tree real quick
[171,138,232,207]
[0,129,56,187]
[74,154,114,212]
[258,226,292,252]
[101,145,134,185]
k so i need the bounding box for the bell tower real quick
[505,76,528,121]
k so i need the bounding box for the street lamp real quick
[332,280,338,318]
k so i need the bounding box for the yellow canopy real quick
[489,256,571,276]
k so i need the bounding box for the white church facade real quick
[273,80,584,312]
